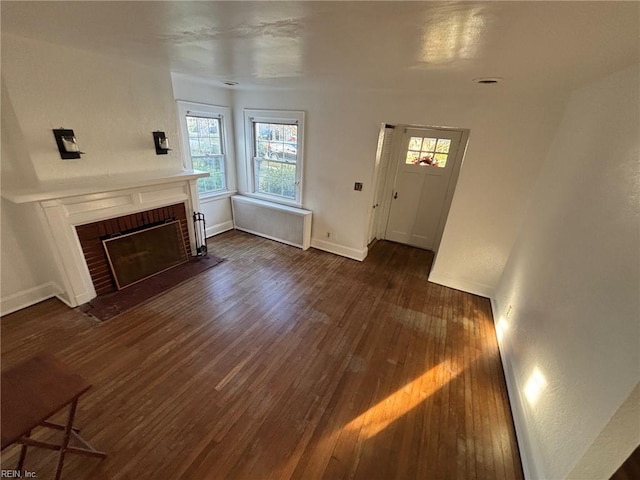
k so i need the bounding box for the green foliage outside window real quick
[253,121,298,200]
[255,159,296,199]
[187,115,226,194]
[194,156,225,193]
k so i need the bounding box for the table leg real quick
[16,429,31,471]
[54,398,78,480]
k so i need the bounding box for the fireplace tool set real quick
[193,212,207,257]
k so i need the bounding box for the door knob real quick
[393,192,398,199]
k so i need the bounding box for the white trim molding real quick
[206,220,234,238]
[427,271,495,298]
[0,282,62,316]
[489,298,536,480]
[311,238,368,262]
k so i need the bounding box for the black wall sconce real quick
[153,131,171,155]
[52,128,84,159]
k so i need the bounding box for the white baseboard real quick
[310,238,368,262]
[427,271,495,298]
[0,282,62,316]
[490,297,500,321]
[206,220,234,238]
[490,299,537,480]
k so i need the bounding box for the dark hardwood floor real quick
[611,445,640,480]
[1,230,523,479]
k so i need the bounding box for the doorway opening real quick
[368,123,469,253]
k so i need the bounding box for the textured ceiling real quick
[2,1,638,93]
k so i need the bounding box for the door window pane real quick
[406,151,420,164]
[409,137,423,150]
[434,153,448,167]
[435,139,451,153]
[405,135,450,167]
[422,138,437,151]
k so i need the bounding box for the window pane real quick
[197,118,210,136]
[194,155,225,193]
[406,151,419,164]
[254,158,296,199]
[418,154,434,166]
[199,137,213,155]
[189,139,201,157]
[255,122,272,140]
[268,141,297,162]
[186,116,222,146]
[409,137,422,150]
[256,140,270,158]
[273,124,284,141]
[246,108,303,204]
[186,115,225,193]
[253,121,298,200]
[186,117,198,134]
[422,138,437,152]
[283,124,297,142]
[256,123,296,158]
[435,139,451,153]
[434,153,448,167]
[404,135,451,167]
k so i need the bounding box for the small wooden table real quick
[1,353,106,479]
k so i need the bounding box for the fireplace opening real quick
[103,220,188,290]
[76,203,192,296]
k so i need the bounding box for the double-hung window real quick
[244,109,305,206]
[177,101,234,197]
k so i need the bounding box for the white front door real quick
[385,127,463,250]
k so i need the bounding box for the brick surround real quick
[76,203,191,295]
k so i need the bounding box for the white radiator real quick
[231,195,312,250]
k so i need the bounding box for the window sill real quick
[199,190,237,202]
[243,192,302,209]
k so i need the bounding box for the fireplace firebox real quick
[76,204,192,295]
[103,220,188,290]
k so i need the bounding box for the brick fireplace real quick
[2,170,208,307]
[76,204,192,295]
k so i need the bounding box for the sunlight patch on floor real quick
[346,359,462,439]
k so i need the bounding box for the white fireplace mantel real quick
[2,170,209,204]
[2,170,209,308]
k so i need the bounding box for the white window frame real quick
[243,109,305,207]
[177,101,236,199]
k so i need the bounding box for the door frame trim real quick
[379,124,470,254]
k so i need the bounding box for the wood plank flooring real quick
[1,230,523,479]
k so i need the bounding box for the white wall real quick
[1,33,569,306]
[1,33,184,312]
[494,65,640,479]
[1,77,65,313]
[233,87,567,290]
[0,198,64,315]
[1,34,183,183]
[568,383,640,480]
[170,73,235,238]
